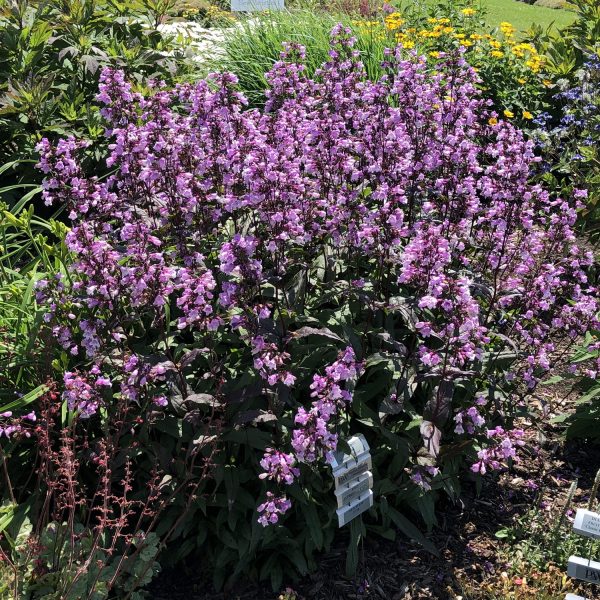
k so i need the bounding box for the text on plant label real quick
[334,471,373,508]
[336,489,374,527]
[567,556,600,585]
[573,509,600,540]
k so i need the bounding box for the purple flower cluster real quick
[256,492,292,526]
[34,25,598,526]
[63,368,111,418]
[259,448,300,485]
[0,410,36,439]
[471,427,525,475]
[257,348,361,524]
[410,465,440,492]
[291,347,361,464]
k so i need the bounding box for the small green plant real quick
[0,0,192,208]
[496,478,600,574]
[1,518,161,600]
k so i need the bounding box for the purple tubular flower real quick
[257,492,292,526]
[34,30,599,528]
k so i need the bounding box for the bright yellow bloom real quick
[429,51,441,58]
[522,111,533,120]
[461,7,476,15]
[503,109,514,118]
[518,78,526,84]
[543,79,553,87]
[384,13,405,31]
[500,21,515,34]
[427,17,438,24]
[461,40,473,47]
[490,50,504,58]
[489,40,502,49]
[488,117,498,126]
[403,40,415,49]
[454,33,466,39]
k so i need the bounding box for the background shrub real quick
[214,1,552,120]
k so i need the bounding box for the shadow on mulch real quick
[148,432,600,600]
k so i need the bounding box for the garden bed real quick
[147,389,600,599]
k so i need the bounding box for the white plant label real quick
[565,594,586,600]
[336,489,374,527]
[231,0,284,11]
[573,509,600,540]
[329,433,370,471]
[334,454,372,487]
[334,471,373,508]
[567,556,600,585]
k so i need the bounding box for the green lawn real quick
[477,0,576,32]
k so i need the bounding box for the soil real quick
[148,385,600,600]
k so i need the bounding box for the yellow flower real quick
[490,50,504,58]
[461,40,473,47]
[543,79,553,87]
[384,14,405,31]
[503,109,514,118]
[517,78,526,84]
[427,17,438,24]
[429,51,441,58]
[454,33,466,39]
[522,110,533,120]
[488,117,498,126]
[461,7,476,15]
[500,21,515,34]
[403,40,415,49]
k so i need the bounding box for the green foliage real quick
[0,0,191,203]
[495,480,600,572]
[212,11,371,107]
[214,2,550,119]
[0,179,68,399]
[551,329,600,440]
[530,0,600,234]
[0,516,161,599]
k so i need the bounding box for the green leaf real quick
[387,506,438,556]
[300,501,324,551]
[0,383,48,413]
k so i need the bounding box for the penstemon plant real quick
[17,25,599,587]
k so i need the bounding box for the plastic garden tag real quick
[336,489,374,527]
[334,470,373,508]
[331,433,371,487]
[332,434,374,527]
[573,509,600,540]
[567,556,600,585]
[565,594,586,600]
[329,433,369,471]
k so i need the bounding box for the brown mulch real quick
[148,388,600,600]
